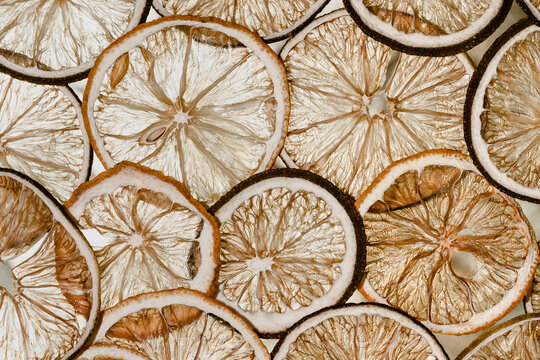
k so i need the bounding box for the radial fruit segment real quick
[77,344,150,360]
[356,150,538,334]
[280,10,471,200]
[525,255,540,313]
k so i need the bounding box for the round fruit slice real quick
[280,10,471,200]
[525,257,540,313]
[0,168,99,359]
[77,344,150,360]
[152,0,329,42]
[466,19,540,203]
[355,150,538,334]
[272,303,448,359]
[0,0,149,84]
[518,0,540,23]
[344,0,512,56]
[84,15,289,206]
[456,313,540,359]
[65,162,220,311]
[93,288,270,359]
[209,168,365,337]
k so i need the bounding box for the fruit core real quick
[245,256,274,273]
[0,260,15,296]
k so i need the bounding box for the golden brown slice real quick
[77,344,150,360]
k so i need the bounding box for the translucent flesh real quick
[284,14,468,199]
[364,169,532,326]
[0,73,86,201]
[93,26,279,205]
[482,31,540,190]
[219,187,346,313]
[78,185,204,310]
[528,265,540,312]
[0,0,137,72]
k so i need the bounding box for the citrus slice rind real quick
[272,303,449,360]
[94,288,270,360]
[525,257,540,313]
[518,0,540,23]
[465,19,540,203]
[343,0,513,56]
[77,344,150,360]
[0,168,99,360]
[83,15,289,206]
[209,168,365,337]
[355,150,538,334]
[456,313,540,359]
[152,0,330,42]
[65,162,220,311]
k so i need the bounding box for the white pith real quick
[522,0,540,21]
[79,344,149,360]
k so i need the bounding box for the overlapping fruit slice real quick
[272,303,448,359]
[77,344,150,360]
[65,162,220,311]
[355,150,538,334]
[518,0,540,22]
[84,15,289,206]
[344,0,512,56]
[0,72,91,202]
[210,168,365,337]
[0,0,149,83]
[466,19,540,203]
[456,313,540,359]
[280,10,471,200]
[0,169,99,359]
[525,258,540,313]
[93,289,270,359]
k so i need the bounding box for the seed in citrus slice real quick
[272,303,448,359]
[343,0,513,56]
[280,10,471,200]
[0,168,99,360]
[0,0,149,84]
[456,313,540,359]
[518,0,540,23]
[525,251,540,313]
[355,150,538,334]
[83,15,289,206]
[93,288,270,359]
[77,344,150,360]
[209,168,365,337]
[465,19,540,203]
[65,162,220,311]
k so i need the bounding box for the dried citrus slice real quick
[152,0,329,42]
[465,19,540,203]
[65,162,220,311]
[344,0,513,56]
[518,0,540,23]
[209,168,365,337]
[77,344,150,360]
[280,10,471,200]
[272,303,448,359]
[355,150,538,334]
[456,313,540,359]
[0,168,99,359]
[0,0,149,84]
[525,257,540,313]
[83,16,289,206]
[93,288,270,359]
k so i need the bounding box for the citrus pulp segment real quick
[466,20,540,203]
[84,16,289,206]
[525,258,540,313]
[210,168,365,337]
[65,162,220,311]
[518,0,540,23]
[356,150,538,334]
[77,344,150,360]
[280,10,471,200]
[0,169,99,360]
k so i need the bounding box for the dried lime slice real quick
[525,256,540,313]
[77,344,150,360]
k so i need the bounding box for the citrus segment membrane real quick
[280,10,470,200]
[94,289,270,360]
[466,20,540,203]
[84,16,289,206]
[210,168,365,336]
[356,150,538,334]
[0,169,99,360]
[65,162,220,311]
[518,0,540,23]
[77,344,150,360]
[272,303,448,360]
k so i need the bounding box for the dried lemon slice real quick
[466,19,540,203]
[344,0,513,56]
[280,10,471,200]
[456,313,540,359]
[0,169,99,359]
[356,150,538,334]
[84,16,289,206]
[272,303,448,359]
[209,168,365,337]
[525,257,540,313]
[65,162,220,311]
[0,0,149,83]
[93,289,270,359]
[77,344,150,360]
[518,0,540,22]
